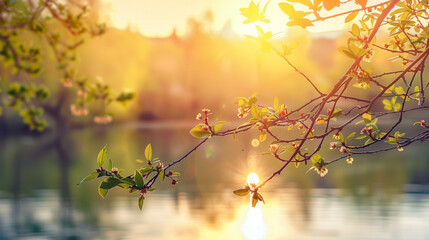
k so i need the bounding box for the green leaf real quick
[160,169,165,182]
[97,145,107,168]
[189,124,211,138]
[121,178,136,186]
[366,122,378,131]
[395,86,406,96]
[140,166,153,175]
[98,187,108,199]
[394,102,401,112]
[345,11,358,23]
[383,99,392,110]
[339,47,357,59]
[279,2,295,17]
[213,121,229,133]
[78,172,99,186]
[414,86,420,97]
[356,135,367,140]
[364,138,374,145]
[172,171,181,176]
[107,159,113,172]
[330,108,343,118]
[138,195,144,210]
[273,96,279,110]
[145,143,152,161]
[134,170,144,189]
[259,131,267,142]
[345,132,356,142]
[251,104,260,119]
[0,106,2,116]
[362,113,372,123]
[233,189,250,196]
[311,153,322,164]
[99,177,123,189]
[287,17,314,28]
[352,23,360,37]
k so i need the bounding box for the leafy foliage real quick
[80,144,181,210]
[0,0,134,130]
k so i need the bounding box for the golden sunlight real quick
[247,172,259,186]
[99,0,381,37]
[241,203,267,240]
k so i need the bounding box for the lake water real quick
[1,122,429,240]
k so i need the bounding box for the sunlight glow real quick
[247,172,259,186]
[101,0,376,37]
[241,203,267,240]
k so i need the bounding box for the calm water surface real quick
[1,123,429,240]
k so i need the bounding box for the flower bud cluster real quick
[70,104,89,116]
[94,114,112,124]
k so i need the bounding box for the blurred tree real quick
[0,0,133,131]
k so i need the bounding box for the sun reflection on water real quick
[241,202,267,240]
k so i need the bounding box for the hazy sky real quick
[101,0,379,38]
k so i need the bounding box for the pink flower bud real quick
[157,163,164,169]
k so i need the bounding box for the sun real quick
[247,172,259,186]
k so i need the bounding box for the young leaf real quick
[362,113,372,123]
[257,192,265,204]
[355,0,367,8]
[352,23,360,37]
[78,172,99,186]
[145,143,152,161]
[323,0,340,10]
[98,187,108,199]
[121,178,136,186]
[252,192,259,207]
[345,132,356,142]
[107,159,113,172]
[213,121,229,133]
[160,169,165,182]
[99,178,123,189]
[295,161,301,168]
[189,124,211,138]
[233,189,250,196]
[138,195,144,210]
[345,11,358,23]
[97,145,107,168]
[251,104,260,119]
[273,96,279,110]
[383,99,392,110]
[134,170,144,189]
[259,131,267,142]
[393,102,401,112]
[356,135,366,140]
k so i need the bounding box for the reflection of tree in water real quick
[0,89,101,238]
